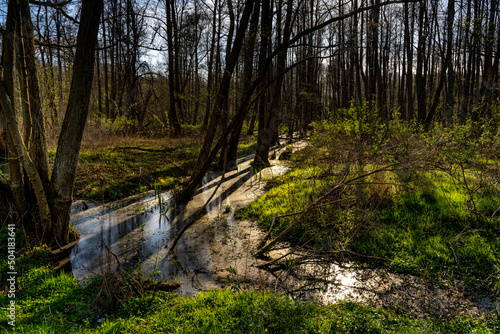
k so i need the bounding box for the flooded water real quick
[69,140,497,318]
[70,142,302,287]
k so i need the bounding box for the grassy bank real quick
[1,246,498,333]
[71,136,200,201]
[237,121,500,290]
[49,132,255,202]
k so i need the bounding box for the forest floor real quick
[70,130,257,202]
[1,124,500,332]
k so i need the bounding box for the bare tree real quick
[1,0,103,247]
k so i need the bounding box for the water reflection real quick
[70,142,300,284]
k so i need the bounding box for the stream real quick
[69,140,497,319]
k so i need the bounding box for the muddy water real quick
[69,140,497,318]
[70,142,303,286]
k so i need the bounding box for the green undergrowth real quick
[48,134,257,203]
[237,124,500,290]
[237,164,338,243]
[1,133,258,204]
[71,140,199,202]
[1,246,498,332]
[0,163,7,183]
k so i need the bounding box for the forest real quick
[1,0,500,332]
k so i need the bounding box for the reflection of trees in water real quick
[260,247,495,320]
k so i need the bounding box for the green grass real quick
[353,172,500,285]
[3,124,500,332]
[237,165,337,244]
[0,163,7,179]
[60,134,257,202]
[73,142,198,202]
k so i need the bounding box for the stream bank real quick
[69,139,497,320]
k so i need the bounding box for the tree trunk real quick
[253,0,273,167]
[218,0,236,170]
[254,0,294,166]
[424,0,454,128]
[166,0,182,136]
[1,1,27,217]
[193,0,257,171]
[225,0,260,170]
[0,81,52,238]
[177,0,258,203]
[404,2,414,121]
[416,0,427,125]
[50,0,103,246]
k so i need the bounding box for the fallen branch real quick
[112,145,173,153]
[165,173,226,253]
[255,163,401,256]
[272,197,358,220]
[101,236,122,272]
[257,250,388,269]
[325,249,388,262]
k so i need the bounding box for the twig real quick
[257,213,277,250]
[112,145,173,153]
[101,236,121,272]
[272,197,358,220]
[447,242,458,263]
[490,206,500,220]
[258,249,388,269]
[323,249,388,261]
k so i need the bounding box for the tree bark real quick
[225,0,261,170]
[0,80,52,237]
[166,0,182,136]
[424,0,454,128]
[253,0,272,167]
[254,0,294,167]
[50,0,103,246]
[416,0,427,125]
[193,0,257,172]
[1,1,27,217]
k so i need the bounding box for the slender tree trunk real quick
[218,0,236,170]
[225,0,260,170]
[416,0,427,125]
[254,0,273,166]
[1,2,27,218]
[203,0,218,129]
[254,0,294,166]
[166,0,182,135]
[0,81,52,237]
[424,0,454,128]
[404,2,414,121]
[481,0,496,102]
[56,11,65,121]
[193,0,257,171]
[178,0,257,203]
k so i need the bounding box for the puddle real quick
[69,139,498,318]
